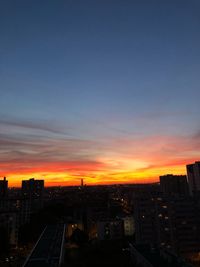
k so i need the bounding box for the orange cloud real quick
[1,128,200,187]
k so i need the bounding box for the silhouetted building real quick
[0,177,8,198]
[134,194,200,256]
[22,178,44,212]
[160,174,189,196]
[187,161,200,195]
[0,195,20,248]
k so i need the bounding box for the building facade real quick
[186,161,200,195]
[160,174,189,197]
[22,178,44,212]
[134,193,200,256]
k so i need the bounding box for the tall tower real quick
[0,177,8,198]
[186,161,200,195]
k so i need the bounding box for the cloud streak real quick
[0,115,68,135]
[0,121,200,186]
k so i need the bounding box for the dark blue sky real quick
[0,1,200,184]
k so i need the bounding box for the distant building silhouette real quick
[22,178,44,212]
[0,177,8,198]
[186,161,200,195]
[0,178,19,247]
[160,174,189,196]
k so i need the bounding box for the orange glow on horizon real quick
[2,162,188,187]
[1,133,199,187]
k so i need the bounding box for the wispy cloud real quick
[0,115,200,185]
[0,115,68,135]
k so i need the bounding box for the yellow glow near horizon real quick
[3,163,187,187]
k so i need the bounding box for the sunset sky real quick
[0,0,200,187]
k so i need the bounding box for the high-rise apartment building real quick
[134,193,200,256]
[22,178,44,212]
[160,174,189,196]
[186,161,200,195]
[0,177,8,198]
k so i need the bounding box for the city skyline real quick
[1,1,200,186]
